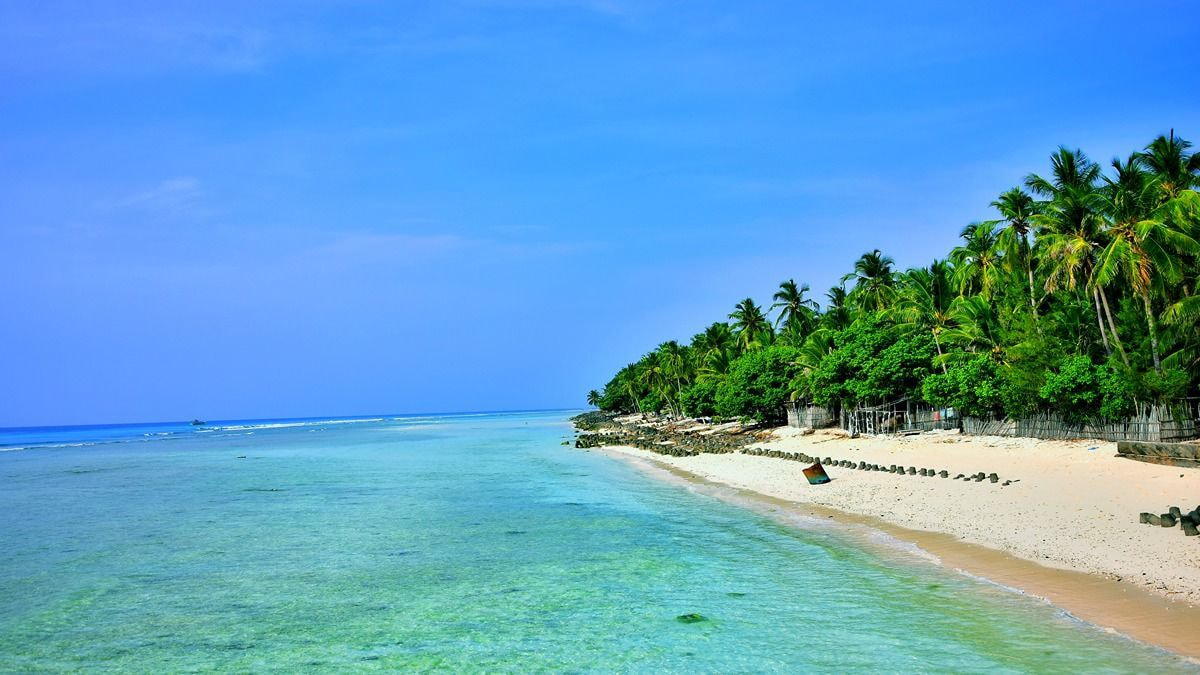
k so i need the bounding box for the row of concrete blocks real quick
[740,448,1013,486]
[1139,506,1200,536]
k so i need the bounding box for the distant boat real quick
[190,419,206,426]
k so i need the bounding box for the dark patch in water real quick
[242,488,285,492]
[676,613,707,624]
[726,592,747,597]
[504,530,526,535]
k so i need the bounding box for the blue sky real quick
[2,1,1198,426]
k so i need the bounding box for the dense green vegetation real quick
[588,133,1200,424]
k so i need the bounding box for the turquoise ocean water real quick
[0,411,1192,672]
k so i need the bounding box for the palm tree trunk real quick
[932,329,948,374]
[1092,288,1111,356]
[1098,288,1130,367]
[1141,290,1163,374]
[1022,236,1039,320]
[626,384,642,415]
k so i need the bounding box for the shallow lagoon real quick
[0,412,1191,672]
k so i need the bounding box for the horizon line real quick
[0,407,589,433]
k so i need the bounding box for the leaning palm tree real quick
[989,187,1041,317]
[1095,155,1200,373]
[729,298,772,352]
[771,279,818,336]
[842,250,896,312]
[949,222,1003,298]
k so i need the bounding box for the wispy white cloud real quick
[110,177,203,213]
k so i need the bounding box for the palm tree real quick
[1028,147,1125,360]
[1025,146,1103,195]
[656,340,691,411]
[823,285,852,331]
[1095,154,1200,372]
[789,329,836,402]
[891,260,955,372]
[637,351,676,417]
[729,298,772,352]
[771,279,818,336]
[1162,294,1200,372]
[990,187,1041,317]
[941,295,1003,357]
[586,390,601,407]
[949,222,1003,298]
[842,250,896,312]
[1137,130,1200,203]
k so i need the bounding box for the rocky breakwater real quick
[569,411,761,457]
[740,446,1015,486]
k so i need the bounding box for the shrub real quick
[1039,355,1135,424]
[809,317,934,409]
[680,378,721,417]
[920,353,1004,418]
[714,346,803,423]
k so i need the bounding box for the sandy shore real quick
[592,426,1200,658]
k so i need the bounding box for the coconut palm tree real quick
[771,279,818,336]
[586,390,601,407]
[1137,131,1200,203]
[891,260,955,372]
[941,295,1004,357]
[1028,147,1126,360]
[1026,146,1103,196]
[698,347,735,381]
[637,351,676,416]
[729,298,772,352]
[990,187,1041,317]
[788,328,836,402]
[823,285,852,331]
[842,250,896,312]
[656,340,692,410]
[1162,294,1200,371]
[1096,154,1200,373]
[949,222,1003,298]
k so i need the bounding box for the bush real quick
[715,346,803,423]
[920,353,1004,418]
[809,317,934,409]
[638,389,665,415]
[680,378,722,417]
[1039,355,1134,424]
